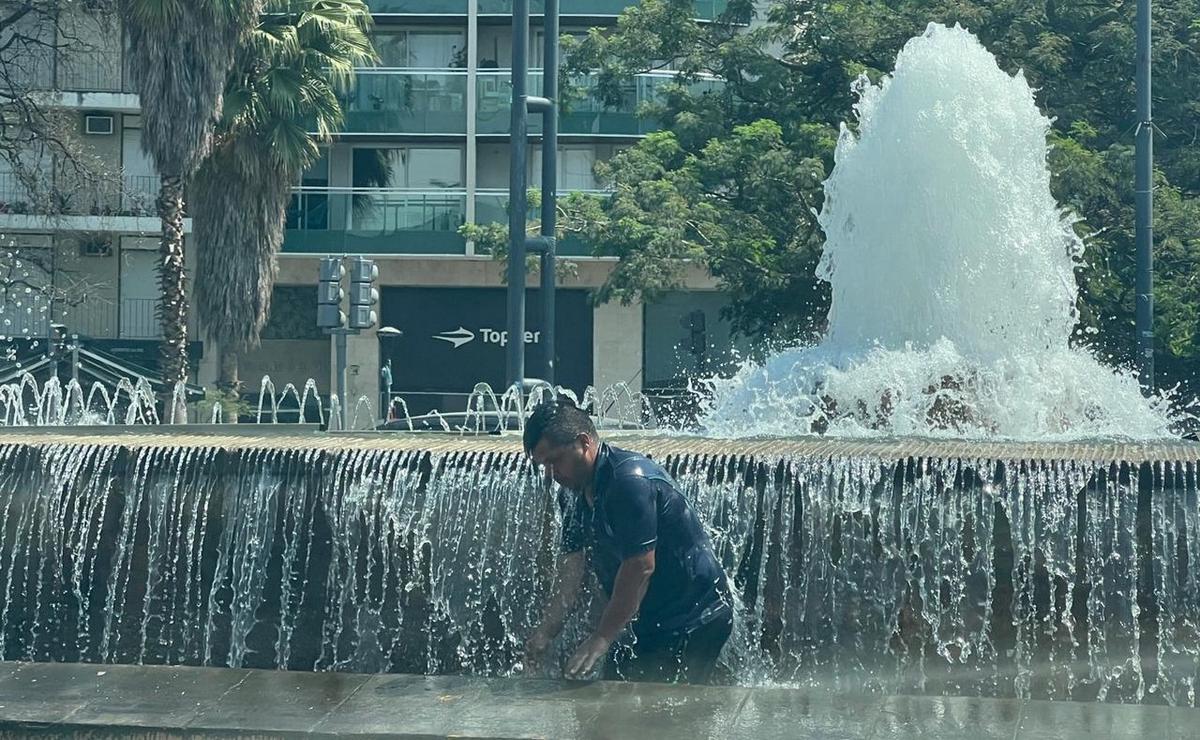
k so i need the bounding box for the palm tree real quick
[191,0,375,401]
[121,0,265,422]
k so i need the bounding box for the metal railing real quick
[22,46,136,94]
[62,298,118,339]
[118,298,161,339]
[0,172,159,217]
[55,48,134,93]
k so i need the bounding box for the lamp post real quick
[377,325,402,421]
[1134,0,1154,391]
[507,0,559,392]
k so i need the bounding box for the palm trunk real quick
[218,346,240,391]
[158,173,190,424]
[217,346,241,424]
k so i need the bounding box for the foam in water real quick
[701,24,1179,440]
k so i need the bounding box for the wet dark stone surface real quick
[0,661,1195,739]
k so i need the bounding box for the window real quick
[531,29,589,69]
[531,146,597,191]
[373,29,466,68]
[301,150,330,187]
[286,149,330,231]
[352,147,464,189]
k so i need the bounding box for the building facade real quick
[0,1,746,421]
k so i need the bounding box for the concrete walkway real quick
[0,661,1194,739]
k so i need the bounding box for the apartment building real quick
[0,1,745,419]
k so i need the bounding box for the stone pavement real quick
[0,661,1196,739]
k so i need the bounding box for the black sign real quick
[380,287,594,400]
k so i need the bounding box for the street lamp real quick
[1134,0,1154,391]
[377,326,403,421]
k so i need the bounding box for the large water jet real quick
[701,24,1180,440]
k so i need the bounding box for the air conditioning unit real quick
[84,114,114,135]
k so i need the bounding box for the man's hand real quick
[564,633,612,679]
[523,626,555,670]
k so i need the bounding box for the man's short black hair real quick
[523,397,598,454]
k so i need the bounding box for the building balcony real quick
[342,69,469,135]
[476,70,721,136]
[283,188,467,254]
[282,187,612,256]
[475,0,727,18]
[333,67,720,137]
[56,48,136,94]
[20,47,137,98]
[367,0,470,11]
[0,172,178,233]
[364,0,727,18]
[0,172,159,218]
[474,188,605,257]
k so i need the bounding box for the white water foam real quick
[702,23,1180,440]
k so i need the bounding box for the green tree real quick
[191,0,376,399]
[540,0,1200,390]
[120,0,264,421]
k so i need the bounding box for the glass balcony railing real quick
[476,0,728,19]
[476,70,721,136]
[474,189,607,257]
[284,188,467,254]
[342,69,469,135]
[367,0,469,12]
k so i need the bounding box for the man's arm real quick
[525,551,586,666]
[595,549,655,642]
[564,549,655,679]
[564,471,659,679]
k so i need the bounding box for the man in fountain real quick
[523,397,733,683]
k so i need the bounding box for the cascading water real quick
[1,437,1198,706]
[701,23,1181,439]
[2,23,1197,719]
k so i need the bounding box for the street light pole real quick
[1134,0,1154,391]
[506,0,530,392]
[508,0,559,393]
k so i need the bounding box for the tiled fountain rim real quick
[2,426,1200,463]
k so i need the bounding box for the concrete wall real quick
[592,299,643,393]
[341,327,382,424]
[54,233,119,338]
[642,290,748,388]
[241,339,331,395]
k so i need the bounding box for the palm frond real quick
[192,0,377,355]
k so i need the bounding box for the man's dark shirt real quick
[558,443,731,646]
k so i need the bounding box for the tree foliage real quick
[554,0,1200,390]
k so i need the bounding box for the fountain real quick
[0,23,1197,736]
[701,24,1183,441]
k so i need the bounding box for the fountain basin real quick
[0,430,1198,706]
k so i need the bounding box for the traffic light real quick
[317,256,346,329]
[349,256,378,330]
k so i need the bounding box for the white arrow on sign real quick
[432,326,475,348]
